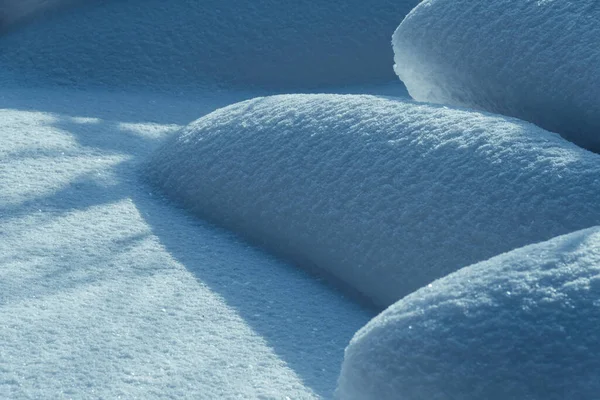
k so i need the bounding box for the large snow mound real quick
[147,94,600,308]
[393,0,600,152]
[338,226,600,400]
[0,0,418,90]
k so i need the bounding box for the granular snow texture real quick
[0,0,418,90]
[0,88,374,400]
[337,226,600,400]
[393,0,600,152]
[0,0,86,32]
[147,93,600,308]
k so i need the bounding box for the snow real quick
[147,93,600,308]
[4,0,598,397]
[0,0,418,90]
[0,87,375,399]
[392,0,600,152]
[0,0,83,31]
[337,226,600,400]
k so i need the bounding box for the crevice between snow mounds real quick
[0,0,418,90]
[338,226,600,400]
[393,0,600,153]
[146,94,600,308]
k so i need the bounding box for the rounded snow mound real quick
[147,94,600,308]
[338,226,600,400]
[0,0,418,90]
[393,0,600,152]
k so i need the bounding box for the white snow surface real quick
[0,87,376,399]
[147,93,600,308]
[0,0,418,90]
[393,0,600,152]
[337,226,600,400]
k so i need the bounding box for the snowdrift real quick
[147,94,600,307]
[393,0,600,152]
[0,0,418,90]
[337,226,600,400]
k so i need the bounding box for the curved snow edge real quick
[393,0,600,152]
[337,226,600,399]
[145,94,600,308]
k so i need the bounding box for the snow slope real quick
[0,0,418,90]
[147,94,600,308]
[337,226,600,400]
[393,0,600,152]
[0,87,374,399]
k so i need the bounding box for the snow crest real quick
[393,0,600,152]
[147,94,600,307]
[337,226,600,400]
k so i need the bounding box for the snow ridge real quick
[147,94,600,307]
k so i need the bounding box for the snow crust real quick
[338,226,600,400]
[0,0,417,90]
[393,0,600,152]
[147,94,600,308]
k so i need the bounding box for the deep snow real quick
[147,93,600,308]
[393,0,600,152]
[4,0,599,397]
[0,0,418,90]
[337,226,600,400]
[0,87,376,399]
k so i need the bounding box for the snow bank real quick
[338,226,600,400]
[0,0,418,90]
[147,94,600,307]
[393,0,600,152]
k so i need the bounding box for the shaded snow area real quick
[0,0,86,31]
[0,88,375,399]
[0,0,418,90]
[338,226,600,400]
[393,0,600,152]
[147,94,600,308]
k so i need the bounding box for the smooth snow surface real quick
[393,0,600,152]
[0,0,418,90]
[0,0,85,31]
[338,226,600,400]
[0,88,375,399]
[147,94,600,308]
